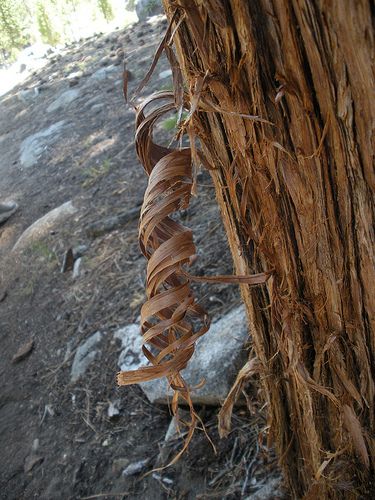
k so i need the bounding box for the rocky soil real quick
[0,14,285,500]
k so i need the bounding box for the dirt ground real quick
[0,15,284,500]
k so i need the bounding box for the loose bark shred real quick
[118,8,273,458]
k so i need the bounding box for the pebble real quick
[12,341,34,363]
[72,257,83,279]
[159,69,172,79]
[24,455,44,473]
[122,458,150,477]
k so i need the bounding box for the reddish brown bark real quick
[160,1,375,498]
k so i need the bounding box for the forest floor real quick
[0,15,285,500]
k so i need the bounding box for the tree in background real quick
[0,0,120,59]
[157,1,375,498]
[0,0,28,58]
[97,0,114,23]
[35,1,60,46]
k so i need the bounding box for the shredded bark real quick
[155,1,375,498]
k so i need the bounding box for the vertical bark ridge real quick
[161,0,375,498]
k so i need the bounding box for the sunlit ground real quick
[0,2,138,97]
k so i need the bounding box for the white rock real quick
[19,121,66,168]
[47,89,80,113]
[159,69,172,80]
[72,257,83,279]
[122,458,150,477]
[108,400,122,418]
[70,331,102,382]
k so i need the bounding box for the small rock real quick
[69,78,79,87]
[91,103,105,113]
[116,47,124,58]
[12,341,34,363]
[86,66,120,85]
[152,472,174,485]
[122,458,150,477]
[72,245,87,259]
[24,454,44,473]
[32,438,40,452]
[70,331,102,382]
[159,69,172,80]
[85,95,102,108]
[108,400,122,418]
[112,458,129,475]
[156,410,191,465]
[72,257,83,279]
[68,70,84,80]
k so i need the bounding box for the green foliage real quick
[36,1,60,45]
[0,0,130,62]
[0,0,28,55]
[97,0,114,22]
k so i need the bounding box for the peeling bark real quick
[161,1,375,498]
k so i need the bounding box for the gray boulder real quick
[12,201,77,251]
[46,89,80,113]
[86,66,120,85]
[115,305,250,405]
[19,121,66,168]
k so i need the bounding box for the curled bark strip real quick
[118,90,273,393]
[118,11,273,459]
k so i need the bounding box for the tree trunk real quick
[161,1,375,498]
